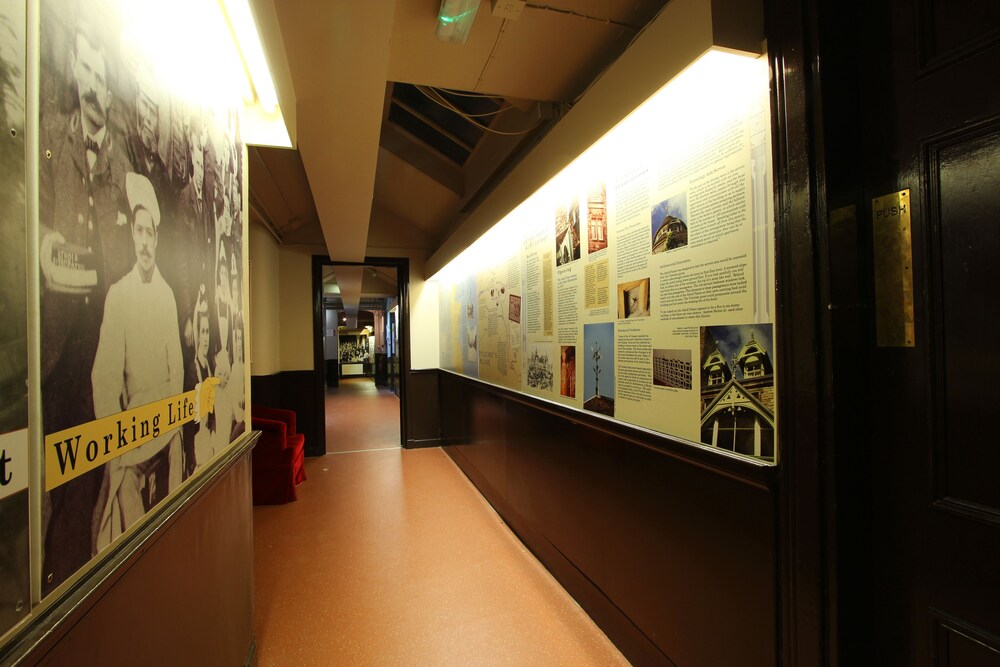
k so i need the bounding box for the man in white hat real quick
[90,172,183,547]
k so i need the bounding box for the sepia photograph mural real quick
[38,0,248,595]
[0,0,29,636]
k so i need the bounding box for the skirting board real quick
[406,437,442,449]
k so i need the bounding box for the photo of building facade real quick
[699,327,775,461]
[587,183,607,253]
[652,349,692,389]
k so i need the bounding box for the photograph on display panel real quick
[560,345,576,398]
[699,324,775,461]
[555,200,581,266]
[617,277,650,319]
[0,0,30,635]
[653,348,692,390]
[583,322,614,417]
[651,192,688,254]
[587,183,607,253]
[37,0,247,595]
[526,342,554,392]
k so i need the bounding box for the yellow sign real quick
[44,378,219,490]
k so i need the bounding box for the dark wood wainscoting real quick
[439,371,778,666]
[404,369,441,448]
[4,439,256,666]
[252,370,325,457]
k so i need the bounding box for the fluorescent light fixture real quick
[436,0,481,44]
[430,49,767,284]
[242,102,292,148]
[220,0,279,112]
[119,0,290,147]
[219,0,292,147]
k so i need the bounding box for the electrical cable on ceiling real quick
[414,84,479,119]
[417,85,504,122]
[432,87,505,101]
[523,3,641,32]
[476,16,508,92]
[420,86,539,136]
[414,85,543,136]
[426,87,513,118]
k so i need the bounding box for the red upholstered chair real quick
[251,406,307,504]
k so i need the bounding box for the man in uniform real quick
[39,21,130,593]
[91,172,183,546]
[124,64,168,197]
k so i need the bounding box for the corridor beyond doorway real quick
[325,377,400,453]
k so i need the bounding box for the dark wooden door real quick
[820,0,1000,663]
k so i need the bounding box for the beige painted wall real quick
[277,246,315,371]
[248,222,281,376]
[249,235,436,374]
[368,245,439,370]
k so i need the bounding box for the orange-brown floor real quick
[253,380,629,665]
[325,377,401,453]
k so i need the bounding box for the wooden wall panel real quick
[440,371,777,666]
[252,370,325,456]
[250,373,280,407]
[404,369,440,447]
[12,450,255,666]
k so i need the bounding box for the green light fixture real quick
[436,0,481,44]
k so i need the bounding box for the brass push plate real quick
[872,189,915,347]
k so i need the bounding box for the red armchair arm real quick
[252,406,297,436]
[252,416,287,443]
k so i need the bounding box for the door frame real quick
[311,255,411,450]
[766,0,838,662]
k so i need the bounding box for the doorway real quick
[312,257,410,453]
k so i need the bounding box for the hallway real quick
[253,381,628,665]
[325,377,402,453]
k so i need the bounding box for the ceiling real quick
[322,264,399,328]
[248,0,668,307]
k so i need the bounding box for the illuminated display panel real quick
[435,50,778,464]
